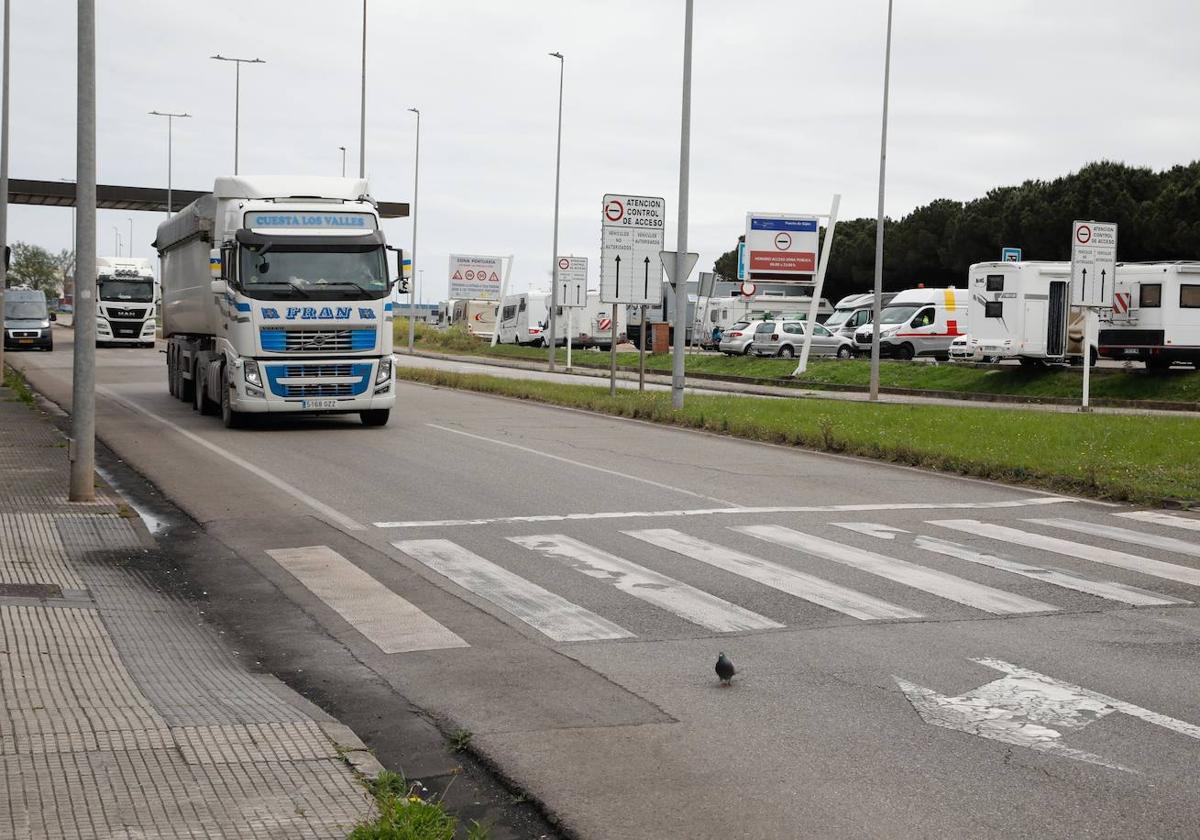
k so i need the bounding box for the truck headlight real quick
[243,359,262,387]
[375,356,393,385]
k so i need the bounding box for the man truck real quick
[96,256,157,347]
[155,176,398,428]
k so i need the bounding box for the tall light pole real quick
[0,0,11,376]
[869,0,895,402]
[210,54,264,175]
[127,216,133,257]
[71,0,97,502]
[112,226,120,257]
[671,0,694,409]
[339,145,346,177]
[406,107,420,353]
[547,51,564,370]
[148,110,190,215]
[358,0,366,178]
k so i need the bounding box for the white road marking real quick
[97,386,366,531]
[913,535,1189,607]
[392,539,632,642]
[1028,518,1200,559]
[897,657,1200,774]
[510,534,783,633]
[932,519,1200,587]
[1116,510,1200,532]
[831,522,908,540]
[736,525,1056,615]
[624,528,923,621]
[373,495,1076,530]
[265,546,467,653]
[426,423,740,506]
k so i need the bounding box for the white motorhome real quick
[450,299,496,339]
[698,294,833,345]
[961,262,1100,365]
[497,291,551,346]
[1101,262,1200,369]
[854,287,969,360]
[155,176,398,428]
[575,292,627,348]
[96,256,157,347]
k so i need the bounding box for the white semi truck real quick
[155,176,398,428]
[96,256,157,347]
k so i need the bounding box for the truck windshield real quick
[5,299,48,320]
[240,244,388,299]
[98,278,154,302]
[880,305,920,325]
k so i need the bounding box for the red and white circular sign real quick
[604,199,625,223]
[739,282,757,299]
[774,232,793,250]
[1075,224,1092,245]
[558,258,570,270]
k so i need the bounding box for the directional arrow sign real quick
[601,193,665,305]
[1070,220,1117,307]
[659,251,699,287]
[895,657,1200,773]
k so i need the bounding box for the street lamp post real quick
[869,0,895,402]
[547,51,564,370]
[671,0,694,409]
[210,54,265,175]
[148,110,190,215]
[0,0,11,376]
[112,226,120,257]
[72,0,97,502]
[359,0,366,178]
[339,145,346,177]
[127,217,133,257]
[406,107,420,353]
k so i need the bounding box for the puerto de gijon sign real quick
[745,212,820,276]
[448,254,505,300]
[556,256,588,309]
[601,194,666,306]
[1070,220,1117,308]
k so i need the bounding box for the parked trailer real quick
[450,299,497,340]
[1101,262,1200,369]
[155,175,398,428]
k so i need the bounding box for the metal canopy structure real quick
[6,178,410,218]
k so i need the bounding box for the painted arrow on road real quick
[894,657,1200,773]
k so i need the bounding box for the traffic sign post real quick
[794,194,841,375]
[1070,220,1118,410]
[556,256,587,370]
[1001,246,1022,262]
[744,212,820,278]
[736,241,746,280]
[601,193,665,394]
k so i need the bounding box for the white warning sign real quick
[448,254,504,300]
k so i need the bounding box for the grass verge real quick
[396,365,1200,505]
[394,319,1200,406]
[349,770,488,840]
[2,365,36,406]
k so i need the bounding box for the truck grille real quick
[279,383,356,398]
[106,307,147,320]
[263,362,374,399]
[281,364,356,377]
[260,327,376,352]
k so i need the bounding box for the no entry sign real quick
[745,212,819,276]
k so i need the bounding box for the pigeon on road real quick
[715,652,736,687]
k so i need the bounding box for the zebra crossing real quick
[267,511,1200,654]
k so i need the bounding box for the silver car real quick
[718,320,759,355]
[750,319,854,359]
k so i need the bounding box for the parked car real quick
[718,320,759,355]
[750,319,855,359]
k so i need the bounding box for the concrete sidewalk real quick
[0,381,378,838]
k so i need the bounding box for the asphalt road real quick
[11,328,1200,840]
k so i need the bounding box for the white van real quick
[1100,262,1200,369]
[854,287,969,360]
[497,292,551,346]
[824,292,899,342]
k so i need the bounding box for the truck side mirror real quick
[210,278,228,296]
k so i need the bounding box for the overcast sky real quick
[8,0,1200,300]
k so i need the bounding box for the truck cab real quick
[96,256,157,347]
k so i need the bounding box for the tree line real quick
[4,243,74,297]
[714,160,1200,303]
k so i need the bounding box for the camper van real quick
[3,288,55,351]
[1100,262,1200,369]
[497,291,551,346]
[823,292,898,342]
[963,262,1071,364]
[450,299,497,340]
[854,287,969,360]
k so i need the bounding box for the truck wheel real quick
[167,349,177,397]
[360,409,390,427]
[220,367,244,429]
[897,343,915,360]
[196,365,218,417]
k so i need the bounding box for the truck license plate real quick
[301,399,338,410]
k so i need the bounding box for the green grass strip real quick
[395,319,1200,405]
[396,364,1200,506]
[2,365,36,406]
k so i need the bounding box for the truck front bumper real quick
[229,357,397,414]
